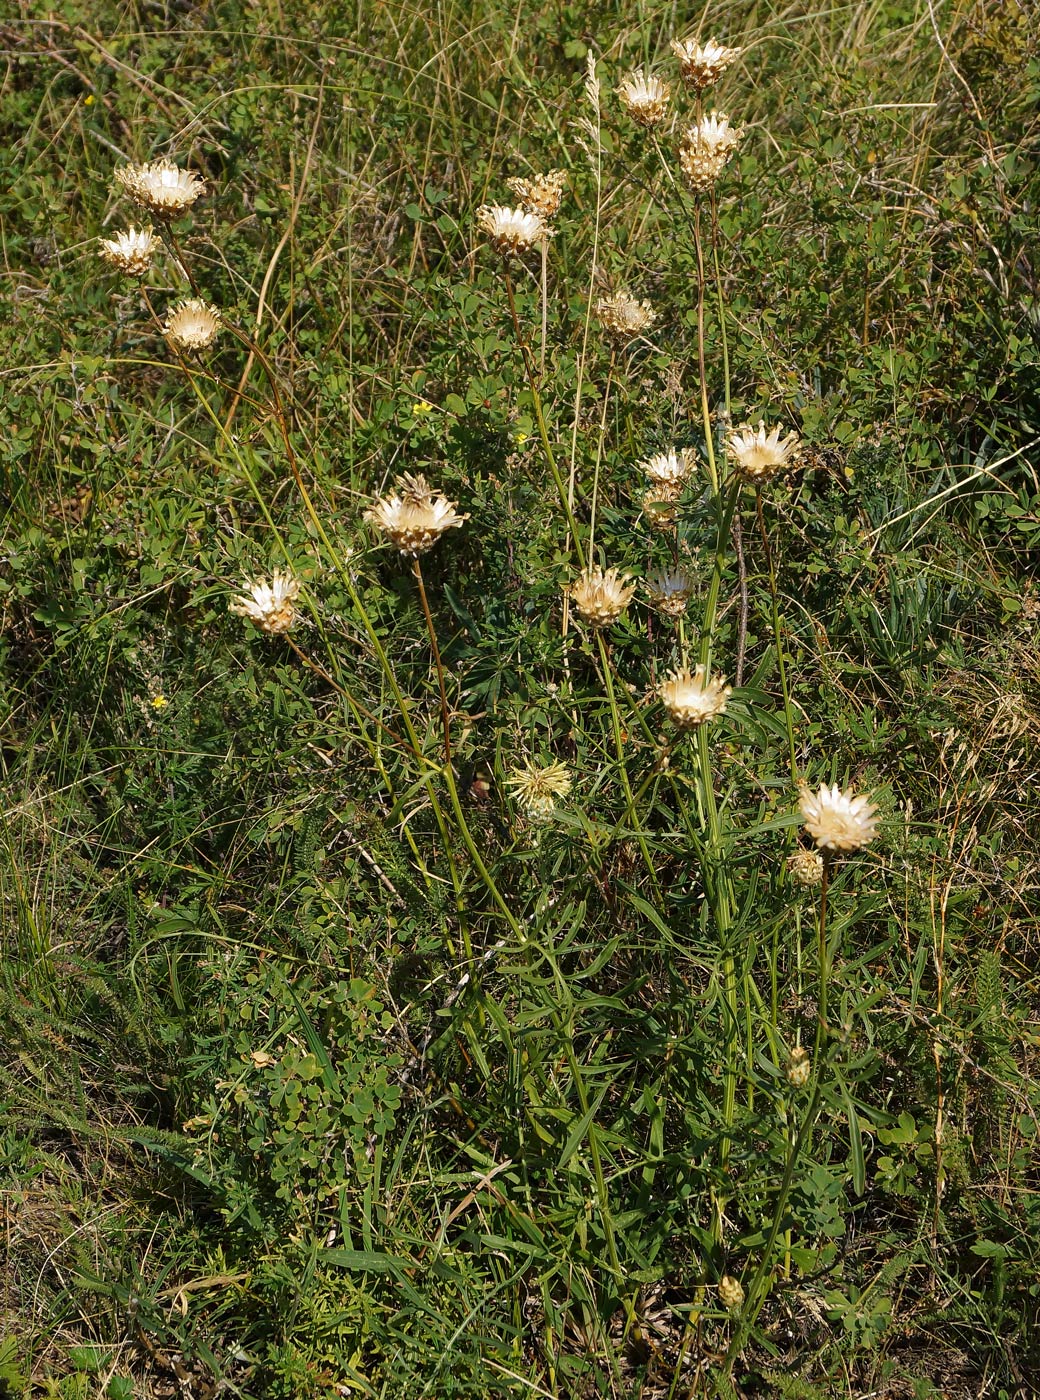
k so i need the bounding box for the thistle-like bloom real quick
[718,1275,745,1313]
[594,291,657,346]
[231,570,300,635]
[617,69,671,129]
[163,298,222,352]
[671,37,744,91]
[644,568,694,618]
[787,848,825,887]
[787,1046,811,1089]
[726,420,802,484]
[569,565,637,629]
[679,114,743,192]
[507,170,566,222]
[658,664,730,729]
[113,159,206,219]
[364,472,468,555]
[98,225,159,276]
[641,448,696,490]
[798,783,879,853]
[506,759,572,822]
[476,204,552,257]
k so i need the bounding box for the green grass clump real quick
[2,1,1040,1396]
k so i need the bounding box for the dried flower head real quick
[671,37,744,90]
[798,783,879,853]
[569,565,637,629]
[163,298,222,352]
[658,664,731,729]
[641,448,696,489]
[679,114,743,192]
[231,570,300,635]
[364,472,468,555]
[507,170,566,222]
[506,759,573,821]
[787,1046,811,1089]
[618,69,671,129]
[645,568,695,618]
[726,420,802,484]
[787,848,825,887]
[476,204,552,257]
[98,225,159,276]
[641,489,680,532]
[594,291,658,346]
[113,159,206,219]
[718,1275,745,1312]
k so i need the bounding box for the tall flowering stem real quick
[413,557,453,769]
[691,201,719,493]
[755,488,799,782]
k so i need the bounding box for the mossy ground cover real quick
[2,1,1039,1396]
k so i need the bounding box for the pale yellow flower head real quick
[641,448,696,489]
[476,204,552,257]
[594,291,657,346]
[98,226,159,276]
[163,298,222,352]
[787,848,825,887]
[365,473,468,555]
[644,568,694,618]
[569,565,636,629]
[798,783,879,853]
[658,664,730,730]
[113,159,206,219]
[679,114,743,192]
[506,759,572,822]
[507,170,566,222]
[231,570,300,636]
[718,1275,745,1313]
[787,1046,811,1088]
[617,69,671,129]
[726,420,801,484]
[671,37,744,91]
[641,489,680,532]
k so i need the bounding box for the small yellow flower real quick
[798,783,879,853]
[412,398,435,416]
[658,664,730,729]
[506,759,573,821]
[231,570,300,635]
[678,113,743,192]
[476,204,552,257]
[150,694,169,711]
[98,226,160,276]
[726,420,801,484]
[163,298,222,353]
[507,170,566,222]
[671,36,744,91]
[569,566,637,629]
[617,69,671,129]
[594,291,657,346]
[84,94,95,106]
[113,158,206,219]
[365,473,468,555]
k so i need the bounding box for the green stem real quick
[755,490,799,783]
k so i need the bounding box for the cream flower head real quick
[718,1275,745,1312]
[787,848,825,887]
[641,448,696,489]
[658,664,730,729]
[617,69,671,129]
[506,759,572,821]
[507,170,566,222]
[671,37,744,90]
[726,420,802,484]
[163,298,222,352]
[231,570,300,635]
[594,291,657,346]
[644,568,694,618]
[679,114,743,192]
[364,472,468,555]
[476,204,552,257]
[98,226,159,276]
[113,159,206,219]
[798,783,879,852]
[787,1046,811,1088]
[569,565,636,629]
[641,489,680,532]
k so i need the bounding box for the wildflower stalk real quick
[755,489,799,782]
[692,200,718,492]
[587,353,616,555]
[413,558,454,769]
[596,634,663,900]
